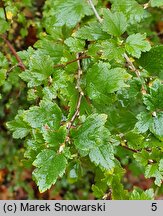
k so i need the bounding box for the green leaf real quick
[0,52,9,86]
[130,188,154,200]
[19,51,54,87]
[33,150,67,192]
[133,149,150,166]
[124,130,144,150]
[0,52,9,68]
[0,17,9,34]
[135,80,163,140]
[17,47,35,65]
[125,33,151,58]
[42,126,67,150]
[135,112,152,133]
[34,38,63,63]
[24,99,62,129]
[106,162,129,200]
[135,111,163,141]
[89,145,114,170]
[53,0,93,27]
[102,9,127,37]
[3,0,163,199]
[87,43,103,58]
[134,149,163,185]
[138,45,163,78]
[108,109,137,133]
[117,78,142,108]
[111,175,129,199]
[110,0,149,24]
[159,159,163,172]
[74,113,107,151]
[92,168,108,199]
[73,114,114,170]
[42,69,74,101]
[65,37,85,52]
[27,89,39,101]
[101,40,125,63]
[7,111,30,139]
[150,0,163,7]
[143,80,163,111]
[143,134,163,148]
[92,185,105,198]
[0,69,6,86]
[150,112,163,141]
[67,161,82,183]
[75,22,109,40]
[24,139,45,164]
[145,164,163,186]
[86,62,131,103]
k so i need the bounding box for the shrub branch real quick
[88,0,103,23]
[59,53,84,153]
[1,35,26,71]
[123,53,140,77]
[54,55,90,68]
[87,1,146,93]
[67,53,84,131]
[1,2,25,71]
[2,0,8,22]
[123,53,146,93]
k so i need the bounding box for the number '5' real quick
[151,203,157,211]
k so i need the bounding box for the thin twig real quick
[54,55,90,69]
[88,0,103,23]
[122,145,139,153]
[2,0,8,22]
[1,2,25,71]
[1,35,26,71]
[67,53,84,131]
[59,53,84,153]
[70,94,83,125]
[7,63,19,74]
[123,53,146,93]
[123,53,140,78]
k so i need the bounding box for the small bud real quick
[152,111,157,117]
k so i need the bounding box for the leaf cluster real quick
[1,0,163,199]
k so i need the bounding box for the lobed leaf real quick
[73,113,115,170]
[42,126,67,150]
[130,188,154,200]
[145,164,163,186]
[20,51,54,87]
[102,9,127,37]
[7,111,30,139]
[143,80,163,111]
[75,22,109,40]
[110,0,149,24]
[53,0,93,27]
[33,150,67,192]
[65,37,85,52]
[101,40,125,63]
[86,62,131,103]
[24,99,62,129]
[138,45,163,78]
[125,33,151,58]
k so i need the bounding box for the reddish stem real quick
[1,35,26,71]
[54,55,90,68]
